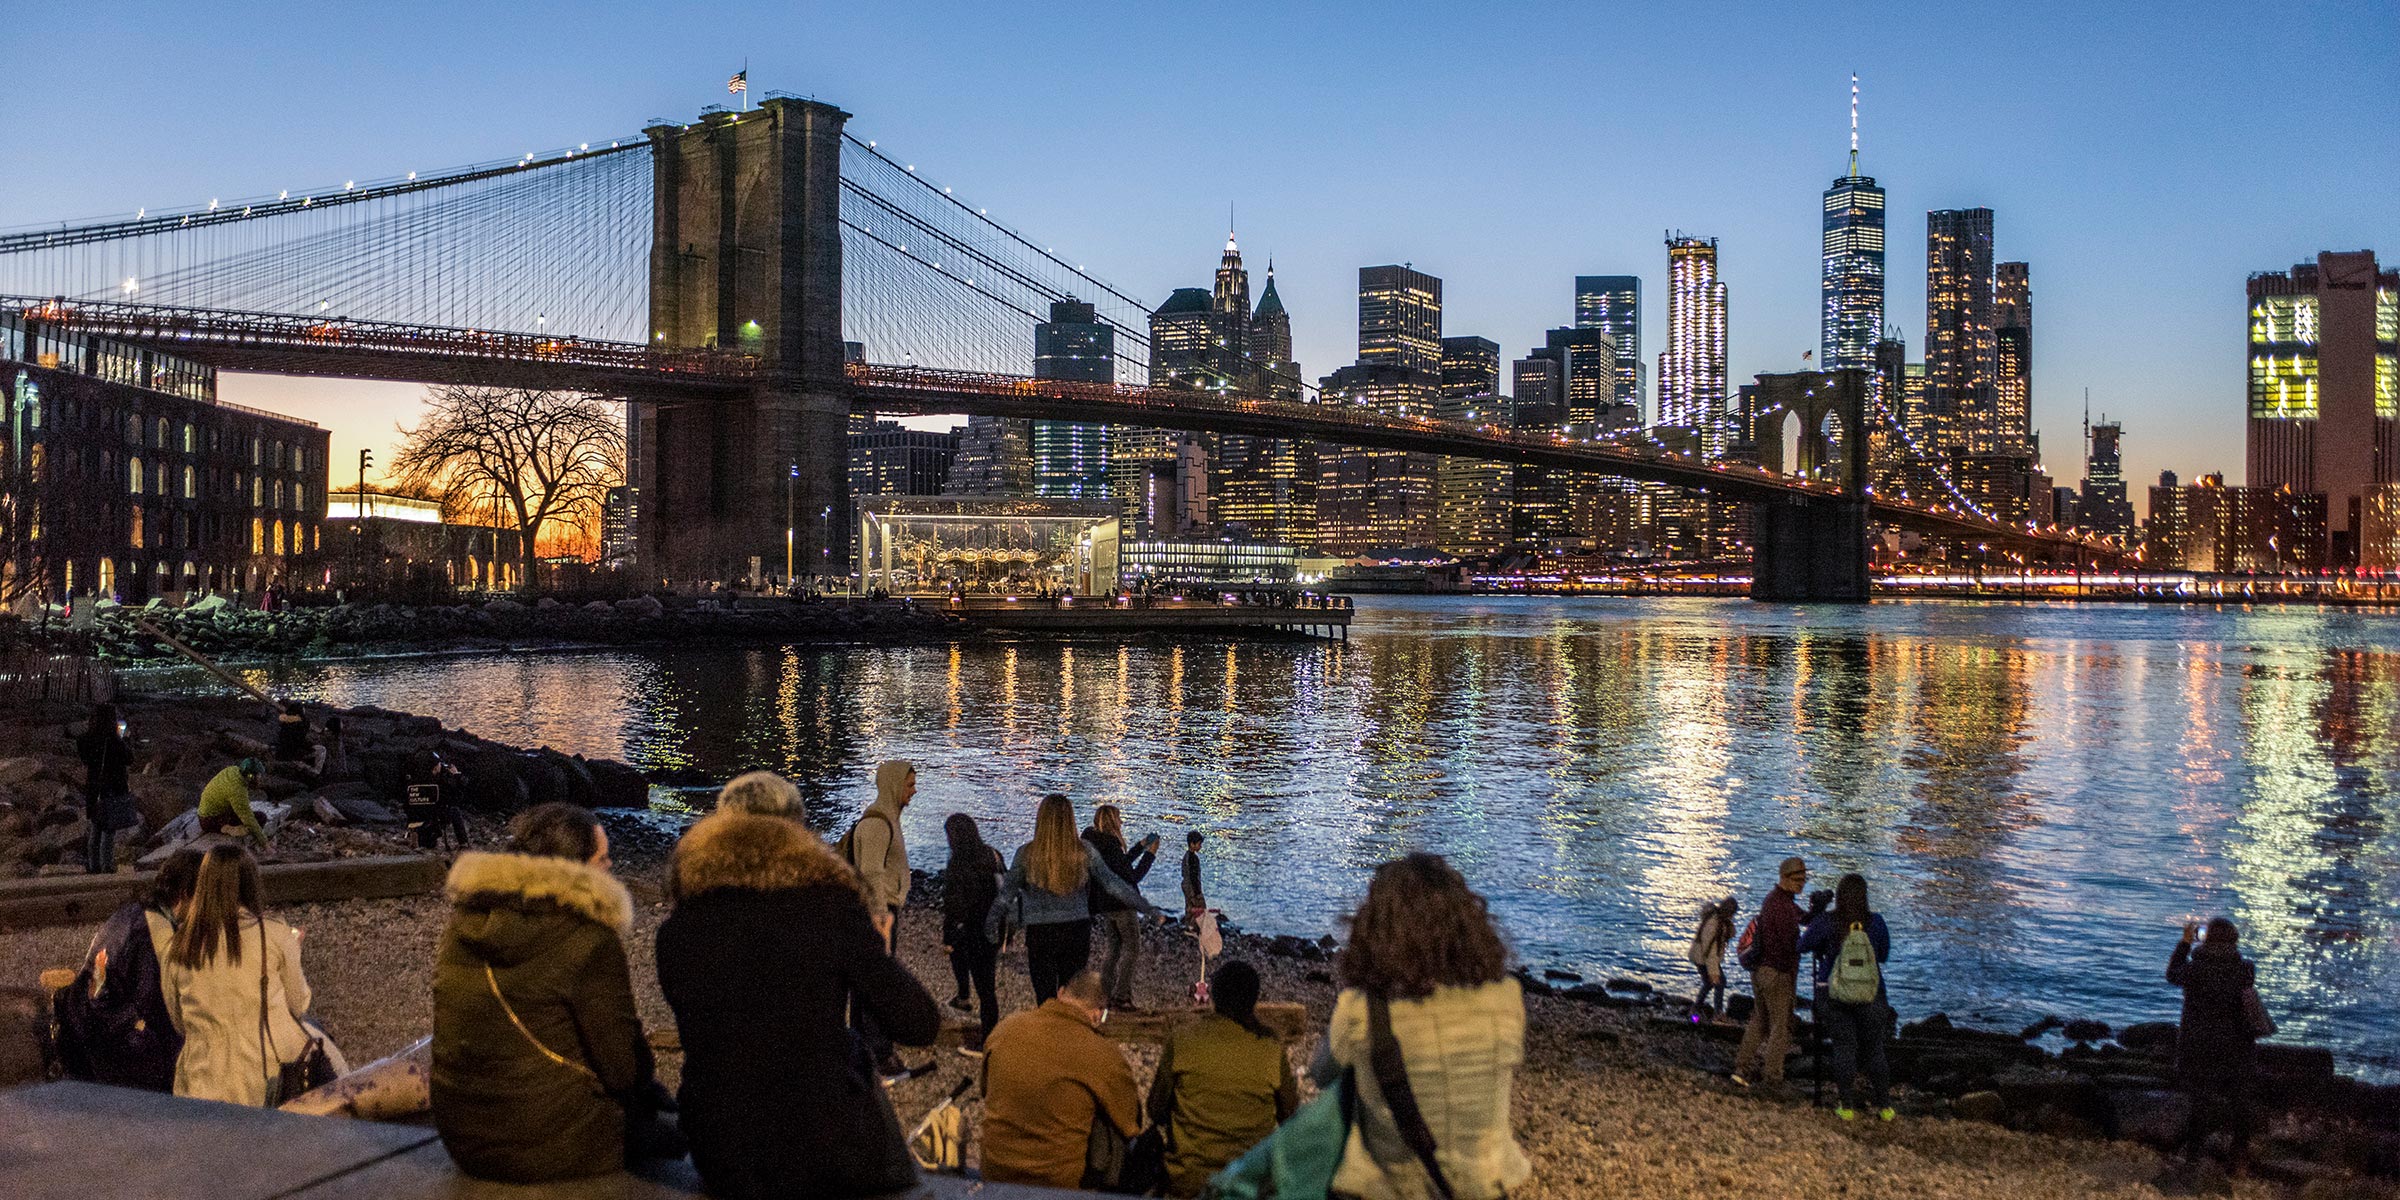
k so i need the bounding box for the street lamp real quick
[785,463,797,587]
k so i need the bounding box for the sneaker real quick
[947,995,973,1013]
[879,1057,936,1083]
[957,1044,986,1060]
[1835,1106,1858,1121]
[1877,1107,1896,1122]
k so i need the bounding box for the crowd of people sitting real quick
[45,761,2279,1195]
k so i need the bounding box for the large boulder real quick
[316,781,401,825]
[2106,1088,2193,1146]
[2117,1021,2179,1057]
[127,774,191,833]
[0,757,52,790]
[515,751,580,810]
[451,746,528,813]
[585,759,649,809]
[614,595,665,619]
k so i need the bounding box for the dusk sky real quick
[5,1,2394,506]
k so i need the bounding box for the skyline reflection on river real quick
[178,597,2400,1078]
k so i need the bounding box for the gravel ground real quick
[4,860,2257,1200]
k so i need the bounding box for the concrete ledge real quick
[0,854,447,931]
[1,1081,1078,1199]
[646,1000,1313,1056]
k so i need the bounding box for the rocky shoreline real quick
[4,694,2396,1196]
[0,692,651,876]
[12,852,2384,1198]
[7,594,973,666]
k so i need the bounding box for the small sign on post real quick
[403,784,441,849]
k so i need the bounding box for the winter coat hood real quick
[672,809,867,901]
[444,851,634,968]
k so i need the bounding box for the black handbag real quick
[99,788,141,832]
[1367,993,1457,1200]
[1081,1108,1166,1194]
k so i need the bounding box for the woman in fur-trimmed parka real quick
[657,808,941,1199]
[432,804,655,1183]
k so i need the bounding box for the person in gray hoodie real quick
[844,760,917,1076]
[847,761,915,919]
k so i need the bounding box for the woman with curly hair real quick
[1312,852,1530,1200]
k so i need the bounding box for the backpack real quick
[836,810,891,872]
[51,903,182,1091]
[1828,921,1881,1004]
[1735,916,1762,973]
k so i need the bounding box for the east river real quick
[158,597,2400,1078]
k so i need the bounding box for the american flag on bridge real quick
[727,70,747,95]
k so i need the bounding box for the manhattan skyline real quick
[3,1,2393,506]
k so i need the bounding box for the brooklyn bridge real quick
[0,94,2117,601]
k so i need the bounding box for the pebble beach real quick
[2,854,2248,1200]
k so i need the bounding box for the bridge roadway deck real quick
[0,1081,1076,1200]
[847,365,2114,556]
[0,298,2111,557]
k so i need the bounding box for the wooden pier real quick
[938,593,1352,639]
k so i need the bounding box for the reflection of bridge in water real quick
[2,94,2122,600]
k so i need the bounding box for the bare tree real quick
[391,386,623,586]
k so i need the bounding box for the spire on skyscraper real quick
[1849,73,1860,177]
[1255,260,1285,318]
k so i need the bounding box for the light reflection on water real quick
[157,597,2400,1078]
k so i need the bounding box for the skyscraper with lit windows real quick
[1574,275,1641,416]
[1994,262,2033,456]
[1658,234,1727,439]
[1358,265,1443,372]
[1031,297,1114,500]
[2248,251,2400,564]
[1926,207,1996,457]
[1820,76,1885,373]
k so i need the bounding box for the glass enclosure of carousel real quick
[854,495,1121,595]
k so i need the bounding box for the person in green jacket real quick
[197,760,267,847]
[1148,961,1297,1197]
[431,802,671,1182]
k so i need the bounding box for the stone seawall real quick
[11,594,971,665]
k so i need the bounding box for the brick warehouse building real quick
[3,309,328,605]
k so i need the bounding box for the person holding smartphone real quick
[1081,805,1159,1012]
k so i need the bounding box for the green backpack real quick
[1828,922,1881,1004]
[1203,1068,1355,1200]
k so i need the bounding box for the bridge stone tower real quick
[1748,368,1872,602]
[632,99,850,583]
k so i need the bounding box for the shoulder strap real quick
[484,964,600,1083]
[256,917,277,1074]
[1366,993,1456,1200]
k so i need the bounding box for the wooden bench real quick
[0,1081,1080,1199]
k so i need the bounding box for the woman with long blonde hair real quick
[159,844,316,1105]
[987,794,1161,1004]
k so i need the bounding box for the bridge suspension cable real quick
[0,140,653,342]
[836,132,1320,401]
